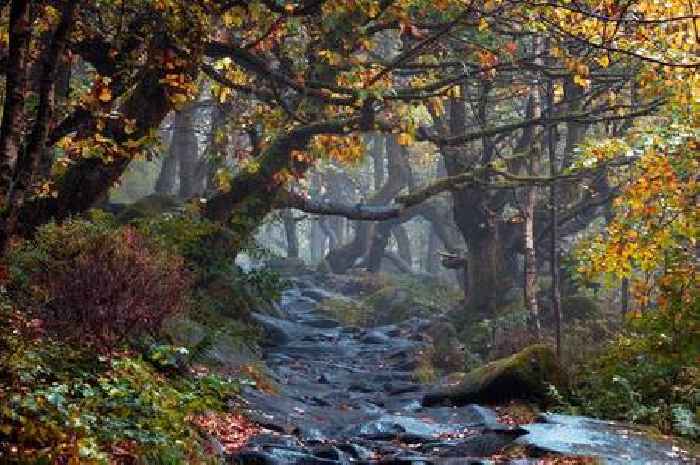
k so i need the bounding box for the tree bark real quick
[155,118,178,195]
[324,133,408,273]
[425,225,441,274]
[523,77,543,338]
[546,73,562,358]
[392,225,412,267]
[203,117,362,247]
[441,90,514,319]
[17,66,174,237]
[0,0,33,250]
[176,108,199,199]
[281,209,299,258]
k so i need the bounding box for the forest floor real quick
[225,270,694,465]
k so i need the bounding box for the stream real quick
[229,273,694,465]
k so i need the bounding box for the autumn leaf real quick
[98,87,112,102]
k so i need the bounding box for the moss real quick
[317,297,368,326]
[363,286,412,324]
[414,356,439,384]
[424,344,565,406]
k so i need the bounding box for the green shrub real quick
[0,301,236,464]
[567,323,699,438]
[133,212,231,280]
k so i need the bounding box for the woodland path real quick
[230,273,693,465]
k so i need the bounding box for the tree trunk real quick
[282,209,299,258]
[546,72,562,358]
[620,278,629,316]
[523,82,542,338]
[309,219,325,262]
[425,224,441,274]
[175,108,199,199]
[155,122,178,195]
[441,91,514,319]
[17,66,175,238]
[393,225,412,267]
[372,133,385,190]
[325,134,409,273]
[0,0,33,251]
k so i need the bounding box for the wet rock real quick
[516,413,691,464]
[232,447,339,465]
[246,434,302,449]
[332,443,370,461]
[346,414,450,438]
[251,313,309,347]
[384,382,421,395]
[376,455,434,465]
[361,330,392,344]
[349,382,374,393]
[423,344,564,406]
[417,405,499,427]
[230,450,279,465]
[311,445,347,462]
[301,287,336,302]
[304,317,340,328]
[422,431,525,457]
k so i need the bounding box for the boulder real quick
[251,312,309,346]
[422,431,525,458]
[516,414,690,464]
[422,344,564,406]
[360,330,392,345]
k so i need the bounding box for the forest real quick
[0,0,697,463]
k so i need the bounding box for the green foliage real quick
[134,210,286,300]
[567,324,699,438]
[133,211,230,278]
[7,210,117,290]
[0,301,236,464]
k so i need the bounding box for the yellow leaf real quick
[98,87,112,102]
[397,132,413,145]
[478,18,489,32]
[597,55,610,68]
[553,82,564,103]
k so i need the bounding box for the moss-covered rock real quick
[364,286,414,324]
[317,297,368,326]
[422,344,565,406]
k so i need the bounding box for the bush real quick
[8,217,191,349]
[133,212,230,280]
[566,320,699,438]
[0,302,238,464]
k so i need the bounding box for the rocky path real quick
[230,276,694,465]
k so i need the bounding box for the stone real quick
[422,344,564,406]
[361,330,392,344]
[251,312,309,347]
[516,413,692,464]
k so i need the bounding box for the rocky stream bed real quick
[228,274,695,465]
